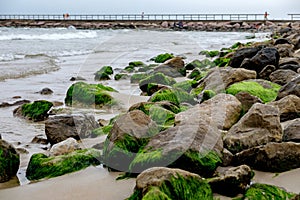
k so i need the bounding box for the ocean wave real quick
[0,31,98,41]
[0,54,25,61]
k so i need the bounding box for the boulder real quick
[38,87,53,95]
[196,67,257,94]
[0,140,20,183]
[240,48,280,74]
[269,95,300,122]
[276,44,294,57]
[226,79,281,103]
[235,92,263,113]
[129,103,223,176]
[233,142,300,172]
[49,137,81,156]
[103,110,158,172]
[208,165,254,197]
[31,135,48,145]
[45,114,99,145]
[269,69,298,85]
[241,183,297,199]
[64,82,118,107]
[154,57,185,78]
[279,57,300,66]
[258,65,277,80]
[94,66,113,81]
[277,76,300,100]
[139,73,176,93]
[128,167,213,200]
[279,63,300,72]
[151,53,174,63]
[282,118,300,142]
[13,100,53,122]
[224,103,282,154]
[229,46,263,68]
[26,148,101,180]
[274,38,292,45]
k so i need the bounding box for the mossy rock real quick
[94,66,113,80]
[26,149,101,180]
[148,105,175,130]
[172,80,197,93]
[21,100,53,121]
[0,140,20,183]
[151,53,174,63]
[129,101,181,115]
[185,59,202,70]
[150,88,196,106]
[201,90,216,103]
[213,57,231,67]
[240,183,296,200]
[190,86,204,97]
[130,73,149,84]
[139,73,176,93]
[114,73,130,80]
[124,65,135,73]
[103,133,151,172]
[64,82,118,107]
[199,50,219,57]
[91,124,113,137]
[128,174,213,200]
[129,61,145,67]
[130,149,222,178]
[226,80,281,103]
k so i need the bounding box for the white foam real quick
[0,31,98,41]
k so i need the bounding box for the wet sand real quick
[0,166,136,200]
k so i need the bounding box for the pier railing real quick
[0,14,269,21]
[288,14,300,20]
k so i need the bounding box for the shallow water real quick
[0,27,270,186]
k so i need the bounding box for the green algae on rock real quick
[199,50,220,57]
[172,80,197,93]
[94,66,113,81]
[64,82,118,107]
[139,73,176,93]
[21,100,53,121]
[237,183,296,200]
[151,53,174,63]
[26,148,101,180]
[226,80,281,103]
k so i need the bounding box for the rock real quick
[146,83,171,96]
[114,73,130,80]
[196,67,256,94]
[161,21,169,28]
[130,73,149,84]
[49,137,81,156]
[103,110,158,172]
[279,57,300,66]
[235,92,263,113]
[172,80,196,93]
[151,53,174,63]
[208,165,254,197]
[94,66,113,81]
[129,103,223,176]
[269,69,298,85]
[233,142,300,172]
[129,167,213,200]
[154,57,186,78]
[258,65,276,79]
[31,135,48,145]
[13,100,53,122]
[129,101,181,115]
[277,76,300,100]
[269,95,300,122]
[276,44,294,57]
[224,103,282,154]
[26,148,101,180]
[226,79,281,103]
[221,148,234,167]
[64,82,118,107]
[38,87,53,95]
[279,63,300,72]
[241,183,297,199]
[229,46,263,68]
[0,140,20,183]
[282,118,300,142]
[45,114,99,145]
[0,99,30,108]
[69,76,86,81]
[139,72,176,93]
[240,48,280,74]
[274,38,292,45]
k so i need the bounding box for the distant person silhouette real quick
[264,11,268,20]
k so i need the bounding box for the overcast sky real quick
[0,0,298,19]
